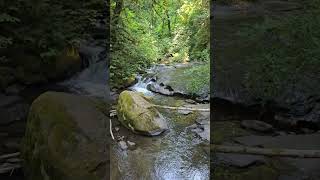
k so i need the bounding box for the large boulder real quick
[22,91,108,180]
[149,64,210,101]
[117,91,168,136]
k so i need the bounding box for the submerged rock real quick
[117,91,168,136]
[22,91,108,180]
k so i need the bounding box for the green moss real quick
[117,91,167,135]
[22,92,102,180]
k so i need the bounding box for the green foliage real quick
[0,0,104,89]
[184,63,210,95]
[111,0,210,87]
[241,0,320,100]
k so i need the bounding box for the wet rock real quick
[191,122,210,141]
[188,124,198,129]
[177,109,192,115]
[22,91,108,180]
[147,83,174,96]
[127,141,136,147]
[117,91,168,136]
[196,117,209,125]
[151,64,209,99]
[215,153,266,168]
[119,141,128,150]
[185,99,197,104]
[240,120,274,133]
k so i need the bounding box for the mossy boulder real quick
[117,91,168,136]
[151,64,209,100]
[22,91,108,180]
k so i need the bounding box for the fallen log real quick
[152,105,210,112]
[211,145,320,158]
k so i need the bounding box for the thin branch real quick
[110,119,115,141]
[152,105,210,112]
[211,145,320,158]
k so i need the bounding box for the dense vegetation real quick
[241,0,320,101]
[0,0,105,90]
[110,0,209,88]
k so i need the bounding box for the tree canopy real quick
[110,0,209,88]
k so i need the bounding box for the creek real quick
[111,64,210,180]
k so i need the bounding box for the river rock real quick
[215,153,266,168]
[240,120,274,133]
[185,99,197,104]
[150,64,209,99]
[127,141,136,147]
[178,109,192,115]
[22,91,108,180]
[147,83,174,96]
[117,91,168,136]
[119,141,128,150]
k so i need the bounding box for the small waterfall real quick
[129,75,154,96]
[61,43,108,99]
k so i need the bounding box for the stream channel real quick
[110,64,210,180]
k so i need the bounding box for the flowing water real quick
[111,65,210,180]
[61,43,108,99]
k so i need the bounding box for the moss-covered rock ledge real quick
[22,91,108,180]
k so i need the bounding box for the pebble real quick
[185,99,197,104]
[118,141,128,150]
[178,109,192,115]
[127,141,136,146]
